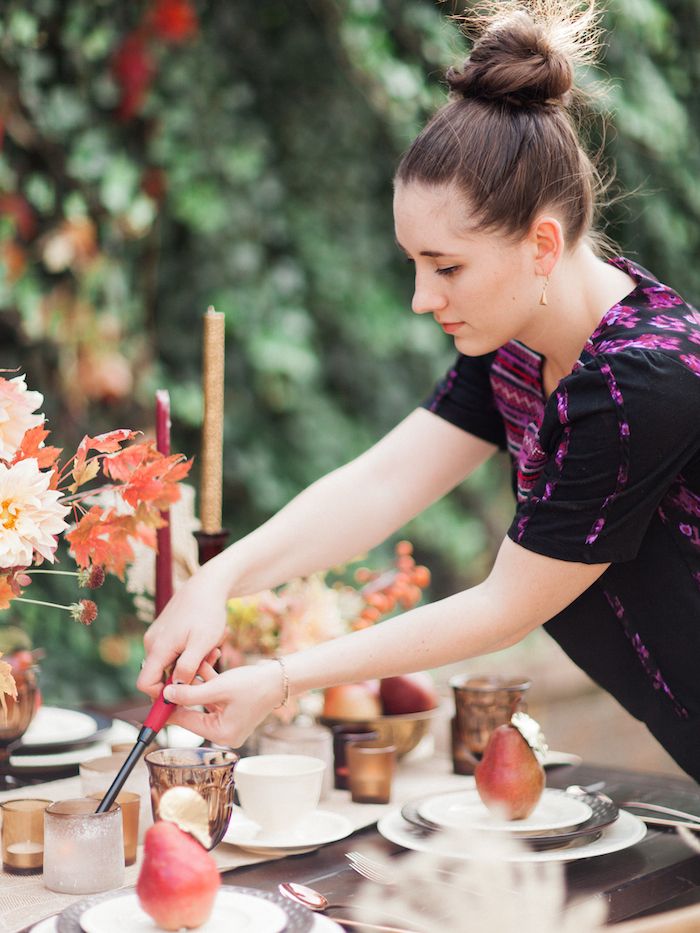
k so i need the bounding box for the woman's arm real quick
[160,537,610,746]
[138,408,497,694]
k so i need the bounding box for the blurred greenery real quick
[0,0,698,705]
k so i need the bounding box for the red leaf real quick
[11,424,62,470]
[66,506,139,579]
[75,429,138,465]
[102,441,154,482]
[121,454,191,511]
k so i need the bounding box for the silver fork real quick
[346,851,396,885]
[346,851,467,888]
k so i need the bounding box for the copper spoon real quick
[278,882,423,932]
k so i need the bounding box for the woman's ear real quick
[530,215,564,277]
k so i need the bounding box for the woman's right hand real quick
[136,562,231,699]
[160,660,285,748]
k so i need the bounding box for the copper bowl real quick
[320,703,446,758]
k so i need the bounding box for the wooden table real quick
[221,762,700,929]
[13,760,700,931]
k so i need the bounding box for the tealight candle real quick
[1,799,51,874]
[43,798,124,894]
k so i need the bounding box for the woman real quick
[138,1,700,780]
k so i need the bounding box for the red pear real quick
[137,821,220,930]
[379,672,439,715]
[323,681,381,719]
[474,723,545,820]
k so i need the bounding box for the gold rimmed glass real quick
[145,747,238,849]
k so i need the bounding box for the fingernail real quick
[163,686,175,701]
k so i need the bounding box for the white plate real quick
[10,741,112,770]
[223,806,354,853]
[79,890,287,933]
[30,918,59,932]
[22,707,99,746]
[33,916,341,933]
[418,788,592,834]
[540,749,583,769]
[377,807,646,863]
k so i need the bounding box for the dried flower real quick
[78,564,106,589]
[71,599,98,626]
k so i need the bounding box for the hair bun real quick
[448,10,576,107]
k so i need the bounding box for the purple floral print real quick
[642,286,684,309]
[603,591,689,719]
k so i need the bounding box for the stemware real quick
[145,747,238,849]
[0,656,38,789]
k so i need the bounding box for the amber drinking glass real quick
[450,674,531,774]
[145,747,238,849]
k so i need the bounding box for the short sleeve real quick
[421,353,507,449]
[508,350,700,563]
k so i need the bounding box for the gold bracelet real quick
[272,656,290,709]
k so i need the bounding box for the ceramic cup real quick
[234,754,326,835]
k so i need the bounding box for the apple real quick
[379,672,439,715]
[323,682,381,720]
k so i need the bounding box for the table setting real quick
[3,324,700,933]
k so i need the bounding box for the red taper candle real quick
[155,389,173,615]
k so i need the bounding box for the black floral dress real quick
[423,258,700,780]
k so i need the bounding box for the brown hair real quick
[395,1,604,245]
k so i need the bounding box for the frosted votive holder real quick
[1,798,51,874]
[43,798,124,894]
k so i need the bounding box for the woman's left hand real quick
[162,660,284,748]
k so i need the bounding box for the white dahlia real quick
[0,375,44,461]
[0,458,70,568]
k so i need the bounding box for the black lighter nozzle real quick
[94,726,155,814]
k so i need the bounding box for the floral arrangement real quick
[0,372,191,707]
[223,541,431,668]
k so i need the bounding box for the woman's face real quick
[393,181,541,356]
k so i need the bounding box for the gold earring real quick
[539,275,549,306]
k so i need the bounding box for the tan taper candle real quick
[200,306,225,533]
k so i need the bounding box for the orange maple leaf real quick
[121,454,191,511]
[0,575,19,609]
[102,441,155,483]
[0,653,18,720]
[66,506,139,579]
[11,424,62,471]
[75,429,139,466]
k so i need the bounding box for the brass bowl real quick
[320,703,446,758]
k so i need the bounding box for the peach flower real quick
[0,458,70,568]
[0,375,44,462]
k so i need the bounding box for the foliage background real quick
[0,0,698,705]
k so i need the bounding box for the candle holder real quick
[195,529,230,565]
[80,753,151,842]
[1,798,51,874]
[346,742,396,804]
[331,725,378,791]
[88,791,140,866]
[43,798,124,894]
